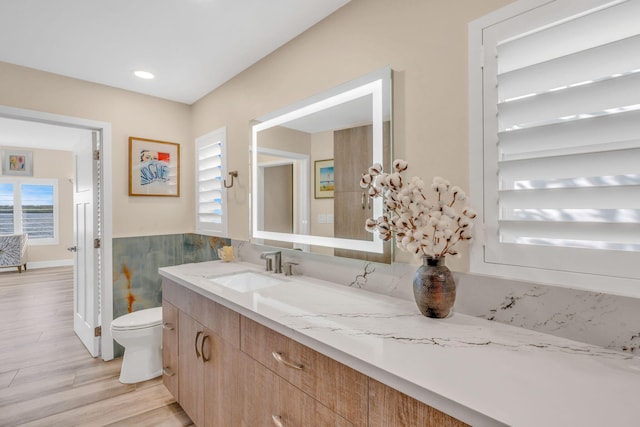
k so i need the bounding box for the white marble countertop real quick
[159,261,640,427]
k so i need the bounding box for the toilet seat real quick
[111,307,162,331]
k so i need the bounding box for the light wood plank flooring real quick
[0,266,194,427]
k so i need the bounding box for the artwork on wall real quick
[1,149,33,176]
[128,137,180,197]
[314,158,334,199]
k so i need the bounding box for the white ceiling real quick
[0,0,350,105]
[0,0,350,148]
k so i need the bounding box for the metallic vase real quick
[413,256,456,318]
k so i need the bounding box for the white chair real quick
[0,234,28,273]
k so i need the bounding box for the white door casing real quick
[0,105,114,360]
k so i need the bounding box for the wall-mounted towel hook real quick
[224,170,238,188]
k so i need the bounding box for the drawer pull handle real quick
[162,367,175,377]
[271,415,284,427]
[272,352,303,370]
[202,334,211,362]
[195,331,203,358]
[162,323,175,331]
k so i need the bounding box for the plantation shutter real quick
[195,127,227,236]
[481,0,640,280]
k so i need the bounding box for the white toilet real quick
[111,307,163,384]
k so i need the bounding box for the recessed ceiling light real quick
[133,70,155,79]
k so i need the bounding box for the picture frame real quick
[314,158,334,199]
[128,137,180,197]
[1,149,33,176]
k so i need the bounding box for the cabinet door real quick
[162,300,179,398]
[178,311,205,426]
[368,379,469,427]
[202,330,241,427]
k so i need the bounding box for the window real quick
[0,178,58,244]
[195,127,228,237]
[469,0,640,296]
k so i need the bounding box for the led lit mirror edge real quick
[250,66,393,257]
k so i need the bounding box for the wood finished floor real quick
[0,266,194,427]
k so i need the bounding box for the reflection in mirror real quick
[252,67,392,263]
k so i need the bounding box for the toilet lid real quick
[111,307,163,330]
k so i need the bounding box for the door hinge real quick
[94,150,100,161]
[94,326,102,337]
[94,238,101,248]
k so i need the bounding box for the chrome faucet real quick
[260,251,282,274]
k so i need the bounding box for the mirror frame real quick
[251,67,392,253]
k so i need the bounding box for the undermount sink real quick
[206,271,288,293]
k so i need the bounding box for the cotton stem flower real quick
[360,160,476,258]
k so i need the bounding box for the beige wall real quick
[0,146,73,263]
[0,62,192,238]
[191,0,513,267]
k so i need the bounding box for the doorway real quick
[0,105,114,360]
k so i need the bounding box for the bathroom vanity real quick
[159,261,639,427]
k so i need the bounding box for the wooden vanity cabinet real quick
[162,279,242,427]
[162,278,468,427]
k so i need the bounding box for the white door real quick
[72,130,100,357]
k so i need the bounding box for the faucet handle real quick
[282,262,298,276]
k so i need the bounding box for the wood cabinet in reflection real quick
[334,122,391,263]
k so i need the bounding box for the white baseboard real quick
[0,259,73,273]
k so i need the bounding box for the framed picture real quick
[1,150,33,176]
[129,137,180,197]
[314,158,334,199]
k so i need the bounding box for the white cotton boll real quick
[393,159,409,172]
[413,229,425,240]
[463,207,478,219]
[461,229,473,239]
[411,176,424,189]
[406,240,421,254]
[402,235,412,247]
[458,217,471,228]
[369,163,383,176]
[365,218,377,231]
[444,229,454,239]
[401,195,411,207]
[368,186,380,197]
[430,211,442,220]
[375,173,388,188]
[441,205,457,218]
[386,199,397,209]
[428,217,439,227]
[389,173,403,189]
[434,230,445,239]
[360,174,372,188]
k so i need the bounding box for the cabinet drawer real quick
[161,300,179,397]
[241,317,367,425]
[162,278,240,346]
[239,351,353,427]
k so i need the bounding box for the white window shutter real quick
[195,127,228,237]
[470,0,640,293]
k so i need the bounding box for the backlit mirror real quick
[251,67,392,263]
